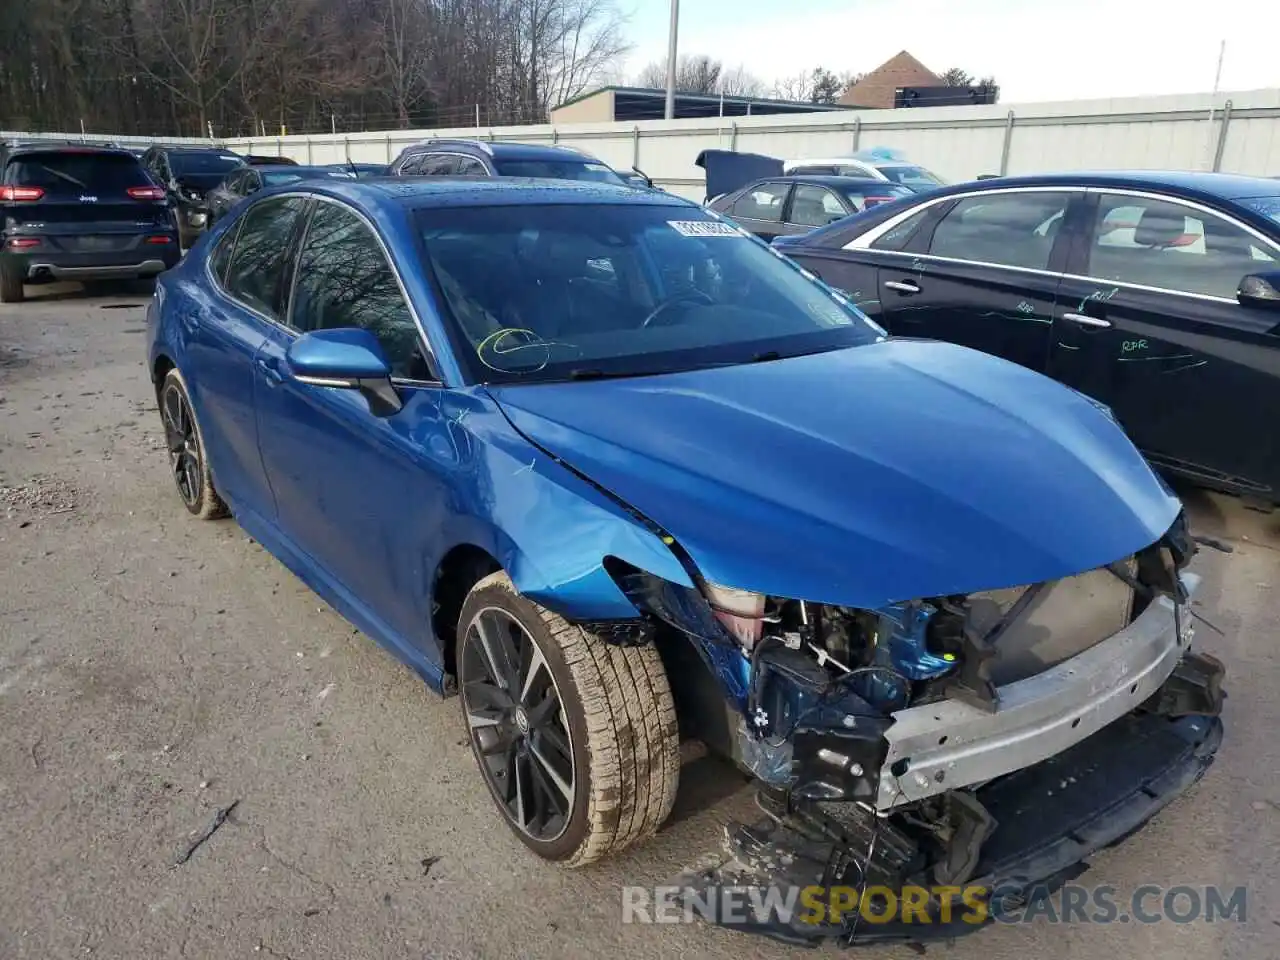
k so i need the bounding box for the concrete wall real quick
[548,90,615,125]
[199,88,1280,201]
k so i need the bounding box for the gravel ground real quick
[1,285,1277,960]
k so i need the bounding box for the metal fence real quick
[9,88,1280,202]
[218,87,1280,200]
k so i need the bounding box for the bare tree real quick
[0,0,630,136]
[718,65,764,98]
[635,53,721,95]
[771,69,811,101]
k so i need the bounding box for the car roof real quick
[3,143,135,159]
[769,174,903,189]
[264,176,693,211]
[954,170,1280,201]
[404,139,601,163]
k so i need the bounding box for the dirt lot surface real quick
[1,286,1277,959]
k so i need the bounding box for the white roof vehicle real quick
[784,147,946,193]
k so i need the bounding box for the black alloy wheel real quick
[460,606,576,843]
[161,380,202,510]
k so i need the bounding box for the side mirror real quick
[1238,272,1280,311]
[286,328,402,414]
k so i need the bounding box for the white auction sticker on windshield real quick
[668,220,743,237]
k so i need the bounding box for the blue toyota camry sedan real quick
[147,177,1224,945]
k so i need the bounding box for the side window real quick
[870,207,932,251]
[730,181,789,222]
[223,171,244,193]
[290,202,431,380]
[223,196,308,319]
[790,165,837,175]
[419,154,460,176]
[1087,193,1276,299]
[789,184,845,227]
[243,171,261,194]
[208,220,240,285]
[927,192,1072,270]
[398,154,423,176]
[455,156,487,176]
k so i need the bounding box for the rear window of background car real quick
[4,152,151,192]
[1087,194,1277,299]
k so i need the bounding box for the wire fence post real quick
[999,109,1016,175]
[632,126,640,169]
[851,116,861,152]
[385,133,392,162]
[331,114,337,136]
[306,135,313,165]
[1212,99,1233,171]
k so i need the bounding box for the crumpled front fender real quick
[456,391,693,621]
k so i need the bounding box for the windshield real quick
[169,152,243,176]
[493,159,625,185]
[263,171,305,186]
[416,204,884,384]
[1240,195,1280,227]
[879,164,946,188]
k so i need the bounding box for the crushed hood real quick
[488,340,1181,609]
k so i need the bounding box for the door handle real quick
[884,280,921,294]
[256,357,285,385]
[1061,312,1113,329]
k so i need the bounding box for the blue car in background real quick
[146,177,1224,946]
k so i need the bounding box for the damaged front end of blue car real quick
[487,337,1227,947]
[588,512,1224,947]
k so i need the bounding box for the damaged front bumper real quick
[875,574,1201,809]
[667,572,1225,947]
[677,705,1223,946]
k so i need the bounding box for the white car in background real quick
[784,148,946,193]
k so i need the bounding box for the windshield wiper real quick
[567,368,653,381]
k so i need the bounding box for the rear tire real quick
[158,368,229,520]
[457,572,680,866]
[0,258,25,303]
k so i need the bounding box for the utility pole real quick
[664,0,680,120]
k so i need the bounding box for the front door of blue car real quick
[251,196,448,656]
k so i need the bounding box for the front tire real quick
[457,572,680,866]
[159,368,229,520]
[0,257,25,303]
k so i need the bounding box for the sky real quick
[619,0,1279,103]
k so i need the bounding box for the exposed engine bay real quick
[604,511,1227,945]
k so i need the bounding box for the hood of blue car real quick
[488,340,1181,609]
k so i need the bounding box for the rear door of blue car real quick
[2,148,175,261]
[188,194,311,518]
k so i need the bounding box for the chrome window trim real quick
[867,247,1245,306]
[203,191,445,387]
[204,193,307,334]
[848,184,1279,304]
[289,193,445,386]
[846,185,1087,250]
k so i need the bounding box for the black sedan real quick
[774,171,1280,502]
[205,164,353,225]
[709,175,913,241]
